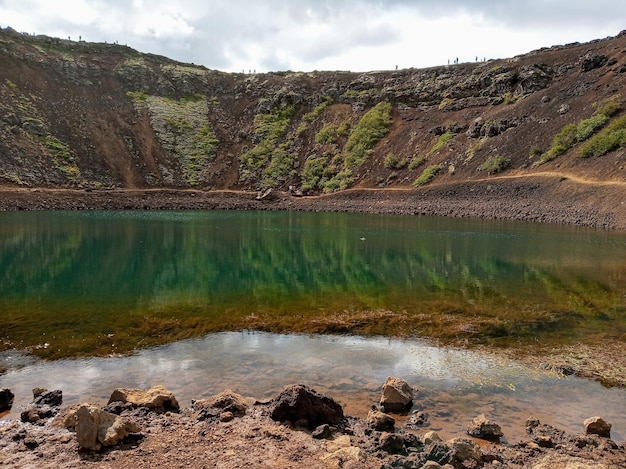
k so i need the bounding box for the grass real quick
[408,156,426,170]
[479,155,511,174]
[343,101,393,168]
[412,164,442,187]
[383,153,407,170]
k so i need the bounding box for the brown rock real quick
[584,416,612,438]
[466,414,503,441]
[108,385,179,412]
[379,377,414,412]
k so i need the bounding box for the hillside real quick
[0,27,625,228]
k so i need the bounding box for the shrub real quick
[429,132,455,154]
[343,101,392,168]
[408,156,426,170]
[479,154,510,174]
[315,124,337,144]
[300,156,326,192]
[412,164,442,187]
[579,115,626,158]
[383,153,407,170]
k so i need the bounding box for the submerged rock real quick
[466,413,503,441]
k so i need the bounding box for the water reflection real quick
[1,332,624,443]
[1,211,625,358]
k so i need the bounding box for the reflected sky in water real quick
[2,332,624,443]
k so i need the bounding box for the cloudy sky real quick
[1,0,624,73]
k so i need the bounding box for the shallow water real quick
[1,331,624,443]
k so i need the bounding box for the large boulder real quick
[379,377,414,412]
[466,414,503,441]
[584,416,612,438]
[269,384,344,429]
[108,385,179,412]
[75,404,141,451]
[0,388,14,412]
[192,389,251,421]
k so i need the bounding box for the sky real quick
[1,1,624,73]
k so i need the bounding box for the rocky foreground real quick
[1,379,624,468]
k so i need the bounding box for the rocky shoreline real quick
[0,174,625,231]
[1,379,625,468]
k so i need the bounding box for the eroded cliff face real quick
[1,26,625,192]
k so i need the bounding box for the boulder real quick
[108,385,179,413]
[584,416,612,438]
[379,432,404,454]
[0,388,14,412]
[75,404,141,451]
[423,430,442,445]
[380,377,414,412]
[466,414,503,441]
[192,389,250,421]
[33,389,63,407]
[269,384,344,429]
[366,409,395,432]
[447,437,482,464]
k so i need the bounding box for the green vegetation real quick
[579,115,626,158]
[130,94,218,185]
[240,104,297,183]
[408,156,426,170]
[412,164,442,187]
[45,135,71,161]
[383,153,407,170]
[429,131,456,154]
[343,101,393,168]
[479,154,510,174]
[303,97,333,123]
[535,97,622,165]
[304,102,392,193]
[315,124,338,144]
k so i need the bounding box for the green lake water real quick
[1,210,626,441]
[1,210,625,357]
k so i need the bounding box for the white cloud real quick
[0,0,624,72]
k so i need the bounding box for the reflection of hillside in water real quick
[0,211,625,356]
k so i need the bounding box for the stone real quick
[312,423,333,439]
[192,389,250,420]
[366,409,395,432]
[269,384,344,429]
[447,438,482,464]
[379,432,404,454]
[108,385,179,413]
[380,377,414,412]
[0,388,14,412]
[219,411,234,422]
[423,430,442,445]
[33,389,63,407]
[466,414,503,441]
[75,404,141,452]
[583,416,611,438]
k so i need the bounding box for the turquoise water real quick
[1,211,625,441]
[0,210,624,357]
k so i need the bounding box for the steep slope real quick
[0,26,625,225]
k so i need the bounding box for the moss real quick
[412,164,442,187]
[45,135,71,161]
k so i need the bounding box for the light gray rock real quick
[75,404,140,451]
[380,377,414,412]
